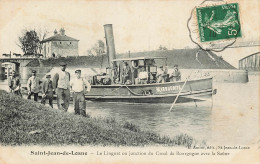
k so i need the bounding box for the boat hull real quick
[85,77,214,104]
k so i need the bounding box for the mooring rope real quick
[124,84,143,96]
[87,83,146,101]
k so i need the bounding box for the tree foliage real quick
[17,28,49,57]
[17,30,39,55]
[158,45,168,51]
[86,40,106,56]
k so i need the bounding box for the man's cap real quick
[160,66,163,68]
[59,62,67,66]
[46,74,51,78]
[32,70,37,73]
[75,69,81,73]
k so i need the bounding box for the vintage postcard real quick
[0,0,259,163]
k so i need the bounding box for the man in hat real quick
[122,62,131,84]
[112,62,119,84]
[41,74,54,108]
[53,62,70,111]
[131,60,139,84]
[70,70,91,116]
[27,70,41,101]
[157,66,167,83]
[169,64,181,82]
[8,71,22,97]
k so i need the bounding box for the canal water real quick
[0,75,259,145]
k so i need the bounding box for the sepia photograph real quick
[0,0,259,163]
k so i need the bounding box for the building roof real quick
[41,34,79,43]
[112,57,166,62]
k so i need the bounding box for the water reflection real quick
[81,101,213,142]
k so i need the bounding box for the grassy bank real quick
[0,90,197,147]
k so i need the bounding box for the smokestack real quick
[104,24,116,67]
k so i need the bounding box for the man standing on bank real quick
[70,70,91,117]
[27,70,41,101]
[41,74,54,108]
[53,62,70,111]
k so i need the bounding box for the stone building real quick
[41,28,79,58]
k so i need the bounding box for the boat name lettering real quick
[156,85,181,92]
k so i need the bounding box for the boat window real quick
[145,59,156,66]
[150,66,157,73]
[139,60,144,66]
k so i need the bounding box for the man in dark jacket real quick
[122,62,131,84]
[41,74,54,108]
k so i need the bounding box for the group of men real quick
[121,62,150,85]
[157,64,181,83]
[8,62,91,117]
[120,61,181,84]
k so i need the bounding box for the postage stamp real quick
[196,3,241,42]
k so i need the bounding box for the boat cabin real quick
[91,57,168,85]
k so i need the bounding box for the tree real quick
[97,40,105,54]
[17,30,40,56]
[86,49,94,56]
[158,45,168,51]
[16,28,49,57]
[86,40,106,56]
[36,28,49,54]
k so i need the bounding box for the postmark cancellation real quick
[188,0,243,52]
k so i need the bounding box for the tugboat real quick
[86,24,215,104]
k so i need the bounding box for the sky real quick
[0,0,259,67]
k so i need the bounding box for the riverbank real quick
[0,90,197,147]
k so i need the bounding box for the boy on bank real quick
[8,71,22,97]
[41,74,54,108]
[70,70,91,117]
